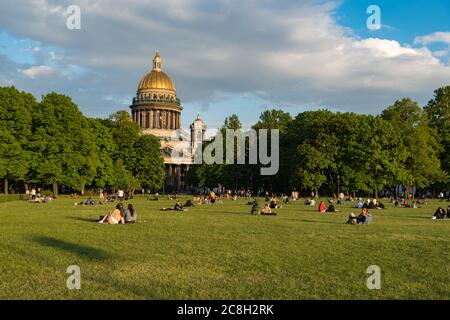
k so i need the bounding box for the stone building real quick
[130,52,206,191]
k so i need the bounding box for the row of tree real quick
[0,87,165,196]
[1,85,448,197]
[187,87,449,197]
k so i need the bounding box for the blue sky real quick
[0,0,449,129]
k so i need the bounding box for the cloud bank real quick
[0,0,449,122]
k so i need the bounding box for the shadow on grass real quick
[283,218,342,225]
[33,236,111,261]
[402,216,433,220]
[66,216,98,223]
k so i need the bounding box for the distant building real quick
[130,52,206,191]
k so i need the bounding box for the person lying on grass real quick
[98,203,124,224]
[160,200,184,211]
[261,203,277,216]
[75,197,103,206]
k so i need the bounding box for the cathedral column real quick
[149,110,153,129]
[158,110,161,128]
[165,111,169,129]
[168,111,172,129]
[142,110,146,129]
[137,110,141,128]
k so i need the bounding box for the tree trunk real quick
[403,182,409,199]
[53,183,58,197]
[374,188,378,199]
[4,178,8,195]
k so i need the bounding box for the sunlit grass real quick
[0,195,449,299]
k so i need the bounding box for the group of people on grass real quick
[355,198,385,210]
[346,207,373,225]
[26,187,55,203]
[318,200,338,213]
[98,203,136,224]
[250,199,277,216]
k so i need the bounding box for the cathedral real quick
[130,52,206,191]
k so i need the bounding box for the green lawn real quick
[0,196,449,300]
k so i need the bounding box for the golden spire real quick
[153,51,162,71]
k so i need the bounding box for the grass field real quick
[0,195,449,300]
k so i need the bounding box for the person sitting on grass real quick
[209,191,217,204]
[251,200,260,215]
[356,199,363,209]
[184,199,195,207]
[123,204,137,224]
[376,201,385,209]
[269,196,282,209]
[161,200,184,211]
[433,207,446,220]
[326,201,337,213]
[261,203,277,215]
[357,207,372,224]
[346,212,358,225]
[318,201,327,213]
[98,203,124,224]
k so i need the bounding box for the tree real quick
[87,118,116,189]
[30,93,99,195]
[131,134,165,190]
[106,110,140,168]
[252,109,292,192]
[284,110,335,196]
[111,159,140,196]
[253,109,292,131]
[382,98,445,197]
[424,86,450,189]
[0,87,35,193]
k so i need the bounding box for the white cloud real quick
[1,0,450,118]
[19,65,54,78]
[415,32,450,45]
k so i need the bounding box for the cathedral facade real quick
[130,52,206,191]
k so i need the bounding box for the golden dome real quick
[138,52,176,92]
